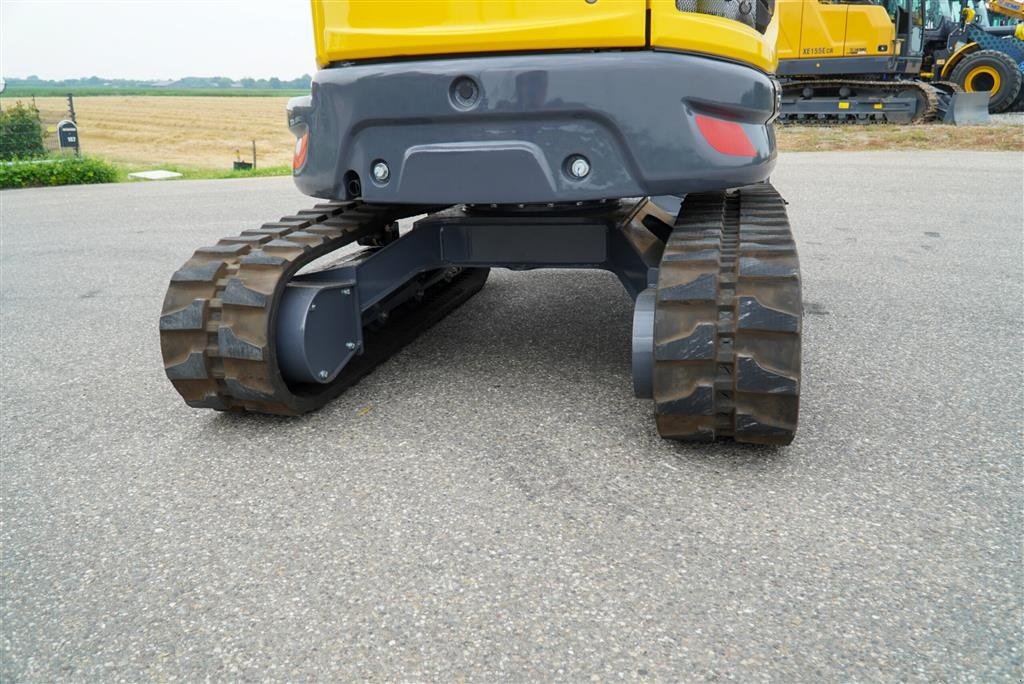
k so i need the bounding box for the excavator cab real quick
[884,0,928,55]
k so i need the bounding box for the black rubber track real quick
[652,184,802,445]
[779,78,940,124]
[160,202,489,415]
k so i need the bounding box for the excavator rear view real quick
[159,1,804,444]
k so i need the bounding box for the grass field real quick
[3,95,1020,176]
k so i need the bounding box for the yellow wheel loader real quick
[924,1,1024,113]
[160,1,803,444]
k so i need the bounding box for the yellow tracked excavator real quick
[159,1,805,444]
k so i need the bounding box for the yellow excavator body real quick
[776,0,896,61]
[311,0,778,72]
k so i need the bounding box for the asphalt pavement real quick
[2,151,1021,680]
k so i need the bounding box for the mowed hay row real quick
[25,96,295,168]
[777,122,1024,151]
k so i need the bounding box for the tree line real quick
[5,75,313,90]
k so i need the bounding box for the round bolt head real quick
[371,161,390,183]
[345,341,357,350]
[318,370,329,380]
[569,156,590,179]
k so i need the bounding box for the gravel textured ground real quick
[990,112,1024,126]
[1,151,1021,680]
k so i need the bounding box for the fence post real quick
[252,139,257,169]
[65,94,80,156]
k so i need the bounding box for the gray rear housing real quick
[288,50,778,204]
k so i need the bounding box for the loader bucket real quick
[940,92,992,125]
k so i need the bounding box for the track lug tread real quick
[654,324,716,361]
[656,385,715,415]
[243,227,296,237]
[218,235,271,246]
[159,299,207,331]
[217,326,265,361]
[170,262,225,283]
[737,296,800,332]
[195,244,250,257]
[739,257,800,278]
[221,279,270,308]
[735,414,796,445]
[186,396,230,410]
[223,378,277,402]
[240,251,288,267]
[657,273,717,302]
[735,356,799,394]
[164,352,209,380]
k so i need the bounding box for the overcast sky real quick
[1,1,314,80]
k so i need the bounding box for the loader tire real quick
[950,49,1023,114]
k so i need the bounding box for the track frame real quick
[160,187,802,443]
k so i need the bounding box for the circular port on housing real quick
[343,170,362,199]
[565,155,591,180]
[450,76,480,110]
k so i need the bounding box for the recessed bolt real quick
[318,370,329,380]
[569,156,591,179]
[451,76,480,109]
[371,161,390,183]
[345,342,357,350]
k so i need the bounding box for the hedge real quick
[0,156,119,189]
[0,102,46,160]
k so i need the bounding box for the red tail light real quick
[293,132,309,171]
[694,115,757,158]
